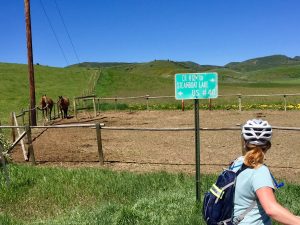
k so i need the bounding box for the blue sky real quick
[1,0,300,67]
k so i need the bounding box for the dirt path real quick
[11,110,300,183]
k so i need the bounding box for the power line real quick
[54,0,80,64]
[39,0,70,66]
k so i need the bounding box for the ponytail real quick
[243,141,271,168]
[244,147,265,168]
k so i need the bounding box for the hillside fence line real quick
[73,92,300,117]
[11,92,300,127]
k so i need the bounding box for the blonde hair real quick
[244,142,271,168]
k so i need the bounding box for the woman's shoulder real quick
[252,164,275,190]
[253,164,272,178]
[256,164,270,171]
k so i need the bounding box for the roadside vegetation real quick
[0,164,299,225]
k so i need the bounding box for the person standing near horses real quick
[231,119,300,224]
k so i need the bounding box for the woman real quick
[232,119,300,225]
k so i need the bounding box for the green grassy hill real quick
[225,55,300,72]
[70,62,133,68]
[95,60,221,98]
[1,55,300,123]
[0,63,94,124]
[94,58,300,97]
[71,60,221,74]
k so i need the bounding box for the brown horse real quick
[57,96,70,118]
[40,95,54,120]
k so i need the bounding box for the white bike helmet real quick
[242,119,272,145]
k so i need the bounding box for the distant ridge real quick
[71,62,133,68]
[69,59,221,72]
[225,55,300,72]
[69,55,300,73]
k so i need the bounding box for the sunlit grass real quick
[0,164,299,224]
[0,63,94,124]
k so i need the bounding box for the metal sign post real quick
[175,73,218,202]
[194,99,200,201]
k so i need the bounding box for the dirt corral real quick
[11,110,300,183]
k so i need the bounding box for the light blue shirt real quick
[232,157,275,225]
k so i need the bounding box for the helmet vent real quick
[242,119,272,142]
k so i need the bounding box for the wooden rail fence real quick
[1,123,300,166]
[72,93,300,117]
[12,92,300,126]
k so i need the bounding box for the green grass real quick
[2,59,300,127]
[0,164,299,225]
[2,59,300,224]
[0,63,94,124]
[95,63,300,108]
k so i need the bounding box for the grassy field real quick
[0,63,94,124]
[0,164,299,225]
[1,59,300,224]
[94,61,300,110]
[2,60,300,125]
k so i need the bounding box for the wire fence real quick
[1,123,300,161]
[11,92,300,128]
[1,121,300,186]
[72,92,300,117]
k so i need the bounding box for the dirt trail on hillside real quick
[11,110,300,183]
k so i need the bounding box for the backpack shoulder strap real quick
[235,163,248,176]
[233,164,256,225]
[234,201,256,224]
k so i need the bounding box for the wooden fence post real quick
[114,97,117,111]
[145,95,150,110]
[283,95,287,112]
[10,112,15,142]
[25,125,36,165]
[53,102,56,119]
[97,98,100,114]
[238,95,242,112]
[13,112,27,161]
[21,109,25,126]
[73,98,77,118]
[93,97,97,117]
[209,99,212,110]
[95,123,104,165]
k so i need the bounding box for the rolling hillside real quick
[87,57,300,98]
[225,55,300,72]
[1,54,300,123]
[71,55,300,85]
[0,63,94,124]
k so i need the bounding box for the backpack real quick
[202,163,251,225]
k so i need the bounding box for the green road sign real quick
[175,73,218,99]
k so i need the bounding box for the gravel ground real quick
[11,110,300,183]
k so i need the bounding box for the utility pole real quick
[24,0,37,126]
